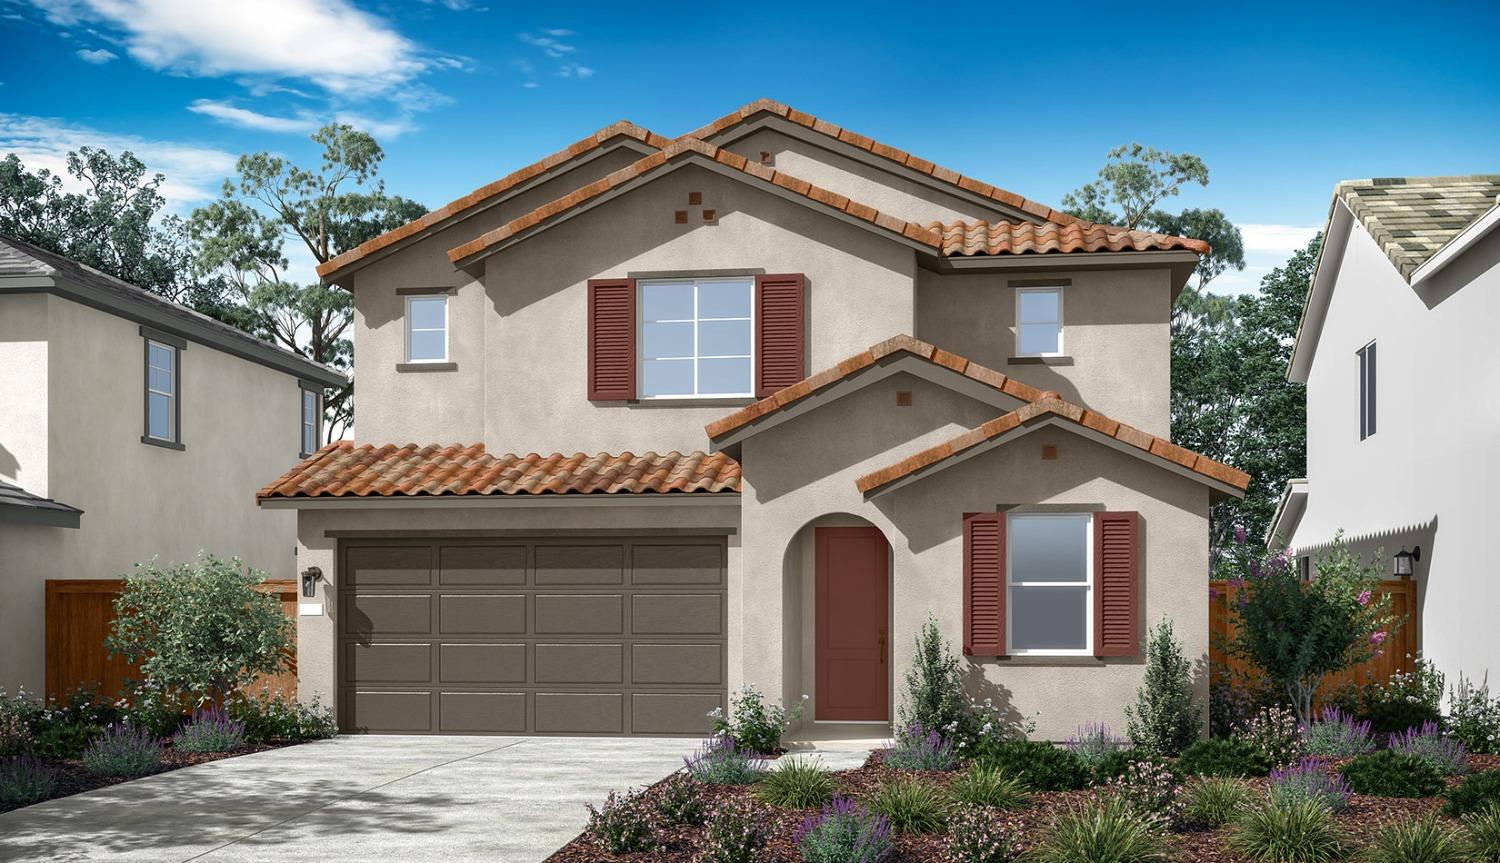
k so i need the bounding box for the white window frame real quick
[1357,340,1376,441]
[1014,285,1065,357]
[637,276,754,399]
[144,339,178,443]
[1005,512,1093,656]
[300,387,321,457]
[404,294,448,363]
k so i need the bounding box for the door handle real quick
[878,627,887,663]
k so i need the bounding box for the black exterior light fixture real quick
[1393,546,1421,578]
[300,566,323,598]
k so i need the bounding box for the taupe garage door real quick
[339,536,727,736]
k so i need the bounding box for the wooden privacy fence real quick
[44,579,299,702]
[1209,578,1418,704]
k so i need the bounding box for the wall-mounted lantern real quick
[300,566,324,598]
[1393,546,1421,578]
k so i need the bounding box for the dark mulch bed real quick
[547,753,1500,863]
[0,742,287,814]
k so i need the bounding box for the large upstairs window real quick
[638,277,753,398]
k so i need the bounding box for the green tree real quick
[898,617,968,733]
[1125,617,1202,757]
[106,554,295,706]
[189,124,426,437]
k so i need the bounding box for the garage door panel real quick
[440,692,526,732]
[535,594,623,634]
[535,643,623,684]
[439,545,527,585]
[345,643,431,683]
[346,546,431,586]
[346,594,432,635]
[536,693,624,734]
[348,691,432,732]
[632,693,721,735]
[439,594,526,634]
[632,545,723,585]
[440,643,526,683]
[632,643,722,685]
[632,594,723,635]
[536,545,624,585]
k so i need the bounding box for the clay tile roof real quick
[930,220,1210,257]
[257,442,740,500]
[317,120,672,280]
[1332,175,1500,281]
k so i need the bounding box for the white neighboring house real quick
[1271,175,1500,686]
[0,234,347,697]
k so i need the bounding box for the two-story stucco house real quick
[1270,175,1500,689]
[0,234,347,696]
[258,100,1249,741]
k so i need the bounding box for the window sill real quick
[396,362,457,372]
[141,435,185,451]
[1007,355,1074,366]
[629,396,757,407]
[980,654,1106,666]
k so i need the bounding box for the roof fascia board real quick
[323,138,660,286]
[0,275,57,289]
[259,493,742,510]
[1265,478,1308,546]
[1288,201,1354,383]
[937,250,1202,270]
[1410,200,1500,285]
[0,505,83,528]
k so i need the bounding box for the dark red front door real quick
[815,527,890,721]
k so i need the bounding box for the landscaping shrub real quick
[881,723,957,771]
[958,701,1037,764]
[1363,816,1467,863]
[1065,721,1127,768]
[1341,750,1445,798]
[943,804,1025,863]
[1235,705,1304,768]
[119,685,187,738]
[1090,749,1160,785]
[793,796,893,863]
[1443,770,1500,818]
[1447,673,1500,755]
[1268,759,1351,812]
[684,735,764,785]
[171,707,247,753]
[1183,777,1250,827]
[0,756,58,806]
[897,617,969,738]
[1229,792,1342,863]
[976,740,1089,791]
[1125,618,1201,758]
[948,762,1029,810]
[1103,759,1186,829]
[754,756,834,808]
[27,686,119,760]
[1358,658,1445,735]
[81,724,164,777]
[710,685,802,755]
[1464,802,1500,860]
[1209,679,1261,740]
[584,787,658,854]
[1302,706,1376,758]
[697,797,769,863]
[1175,738,1272,778]
[1390,721,1469,775]
[226,691,337,742]
[0,713,31,758]
[1030,795,1167,863]
[653,773,705,826]
[866,776,949,833]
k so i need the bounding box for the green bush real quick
[1229,792,1342,862]
[976,740,1089,791]
[696,797,769,863]
[711,686,802,755]
[1362,816,1466,863]
[1125,618,1201,757]
[1030,795,1167,863]
[585,788,658,853]
[948,762,1030,809]
[898,617,970,736]
[27,687,119,760]
[753,757,834,808]
[866,776,949,833]
[119,685,187,738]
[1448,674,1500,755]
[1464,802,1500,860]
[0,714,31,758]
[1175,739,1272,778]
[653,774,705,826]
[1444,770,1500,817]
[944,804,1025,863]
[1342,751,1445,798]
[1184,776,1251,826]
[81,724,164,777]
[1359,659,1445,735]
[1091,749,1161,785]
[0,756,58,806]
[226,691,337,742]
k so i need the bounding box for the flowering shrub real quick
[1208,680,1259,739]
[1102,759,1186,830]
[226,691,337,742]
[1447,673,1500,755]
[710,685,803,755]
[653,773,706,826]
[1390,721,1469,776]
[1065,722,1127,767]
[25,686,119,760]
[584,787,658,853]
[958,701,1036,765]
[697,797,770,863]
[81,724,164,777]
[882,723,957,771]
[0,713,31,758]
[1235,704,1304,768]
[1361,658,1445,734]
[1269,758,1352,812]
[943,804,1026,863]
[0,756,57,805]
[1302,706,1376,758]
[171,707,247,753]
[684,735,764,785]
[794,796,893,863]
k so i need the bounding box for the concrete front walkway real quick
[0,735,691,863]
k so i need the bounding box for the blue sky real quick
[2,0,1497,293]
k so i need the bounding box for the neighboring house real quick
[1271,175,1500,688]
[259,100,1249,741]
[0,234,347,697]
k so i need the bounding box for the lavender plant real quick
[698,797,770,863]
[1268,758,1352,812]
[81,723,164,777]
[0,756,58,805]
[684,734,764,785]
[171,707,247,753]
[882,723,958,771]
[1390,721,1469,775]
[1302,706,1376,758]
[1065,721,1127,767]
[584,787,659,853]
[794,796,894,863]
[943,804,1026,863]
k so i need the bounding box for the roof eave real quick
[257,491,742,509]
[1409,199,1500,286]
[1288,199,1354,383]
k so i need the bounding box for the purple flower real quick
[1357,590,1372,606]
[1234,525,1247,544]
[1249,560,1261,579]
[1208,587,1220,600]
[1370,631,1387,646]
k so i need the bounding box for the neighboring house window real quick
[1015,286,1064,356]
[1006,512,1092,655]
[405,295,448,362]
[300,387,321,456]
[144,339,179,444]
[1358,341,1377,440]
[638,277,753,398]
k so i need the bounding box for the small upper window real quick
[405,295,448,362]
[144,339,178,444]
[300,388,321,456]
[639,277,753,398]
[1007,513,1092,655]
[1358,341,1377,440]
[1016,286,1063,356]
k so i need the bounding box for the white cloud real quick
[518,31,574,58]
[558,63,592,78]
[0,112,235,207]
[188,98,317,133]
[332,111,416,140]
[74,46,116,63]
[1208,223,1321,296]
[1238,223,1321,255]
[418,0,486,9]
[542,28,572,36]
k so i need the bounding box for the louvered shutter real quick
[587,278,635,400]
[963,512,1005,656]
[1094,511,1141,657]
[755,273,805,398]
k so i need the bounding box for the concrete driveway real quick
[0,735,691,863]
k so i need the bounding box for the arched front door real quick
[814,526,890,721]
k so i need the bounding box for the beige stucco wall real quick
[916,266,1175,437]
[0,293,50,495]
[0,292,305,694]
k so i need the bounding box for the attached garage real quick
[339,535,727,736]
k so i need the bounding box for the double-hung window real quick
[1007,513,1092,654]
[1358,341,1377,440]
[638,277,753,398]
[1015,286,1064,357]
[405,295,448,363]
[300,386,321,457]
[143,338,180,446]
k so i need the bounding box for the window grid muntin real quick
[1006,512,1093,655]
[145,339,177,441]
[639,277,753,398]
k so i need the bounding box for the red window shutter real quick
[963,512,1005,656]
[755,273,805,398]
[1094,511,1141,657]
[587,278,635,400]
